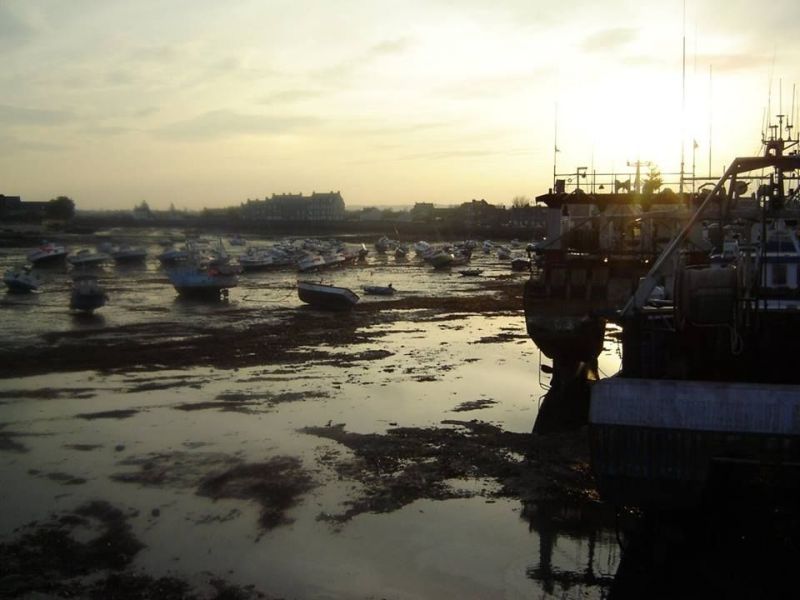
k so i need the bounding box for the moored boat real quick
[27,242,68,265]
[110,245,148,263]
[167,262,238,298]
[70,274,108,312]
[3,266,42,293]
[68,249,111,268]
[362,284,396,296]
[297,281,359,310]
[590,131,800,509]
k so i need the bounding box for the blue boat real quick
[3,266,41,293]
[70,275,107,312]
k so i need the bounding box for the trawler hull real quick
[590,378,800,509]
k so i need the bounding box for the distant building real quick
[456,199,506,228]
[0,195,49,220]
[0,195,22,212]
[241,191,346,221]
[409,202,436,222]
[132,201,154,220]
[508,205,548,230]
[357,207,384,221]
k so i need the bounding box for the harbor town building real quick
[241,191,346,221]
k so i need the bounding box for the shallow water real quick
[0,230,622,599]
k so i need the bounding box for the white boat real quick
[297,281,359,310]
[321,252,347,268]
[68,249,111,267]
[3,266,42,292]
[238,247,292,271]
[111,245,148,263]
[374,236,393,253]
[296,253,326,272]
[27,242,68,265]
[70,275,108,312]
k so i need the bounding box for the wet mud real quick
[0,501,269,599]
[112,452,316,531]
[304,421,596,525]
[0,284,522,379]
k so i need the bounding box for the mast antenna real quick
[708,65,713,177]
[553,102,559,190]
[679,0,686,195]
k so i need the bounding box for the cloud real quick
[439,70,552,98]
[134,106,159,118]
[0,4,35,49]
[581,28,637,53]
[316,37,412,80]
[694,53,773,73]
[400,147,535,161]
[0,133,67,153]
[260,89,324,105]
[0,104,74,127]
[155,109,319,141]
[82,125,133,137]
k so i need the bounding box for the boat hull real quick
[297,282,359,310]
[4,279,38,293]
[168,270,238,298]
[590,378,800,509]
[70,293,106,312]
[29,251,67,265]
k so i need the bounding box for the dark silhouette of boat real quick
[297,281,359,310]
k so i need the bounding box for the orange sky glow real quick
[1,0,799,210]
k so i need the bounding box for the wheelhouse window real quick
[772,263,788,287]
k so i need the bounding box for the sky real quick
[1,0,799,211]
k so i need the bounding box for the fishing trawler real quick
[590,120,800,508]
[523,163,695,361]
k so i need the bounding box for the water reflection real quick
[70,311,106,327]
[522,500,618,598]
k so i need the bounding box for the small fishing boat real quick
[428,251,455,269]
[167,262,238,299]
[110,245,148,263]
[296,253,326,272]
[374,236,393,254]
[68,249,110,268]
[362,284,396,296]
[70,275,108,312]
[458,268,483,277]
[3,266,42,292]
[27,241,68,265]
[297,281,359,310]
[238,247,292,271]
[511,257,531,271]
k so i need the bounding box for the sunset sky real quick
[2,0,799,210]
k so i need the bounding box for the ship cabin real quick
[757,221,800,302]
